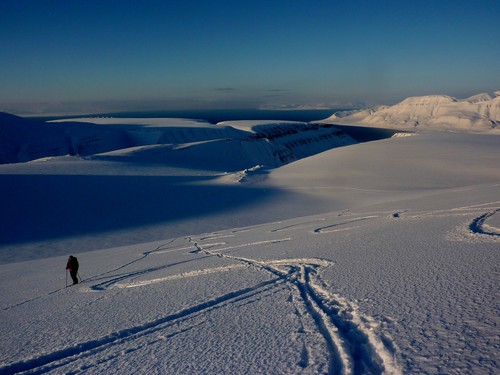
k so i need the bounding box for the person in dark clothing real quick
[66,255,79,285]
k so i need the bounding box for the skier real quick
[66,255,79,285]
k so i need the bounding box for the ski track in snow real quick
[2,278,282,374]
[469,208,500,237]
[271,218,326,232]
[5,201,499,374]
[1,217,402,375]
[314,216,378,234]
[0,201,500,374]
[188,237,401,375]
[1,238,184,310]
[388,201,500,243]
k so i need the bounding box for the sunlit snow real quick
[321,92,500,134]
[1,100,499,374]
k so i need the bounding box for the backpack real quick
[69,256,79,270]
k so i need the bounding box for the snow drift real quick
[321,91,500,133]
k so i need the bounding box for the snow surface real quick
[0,113,499,374]
[321,91,500,134]
[0,115,356,166]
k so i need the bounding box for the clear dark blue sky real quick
[1,0,499,115]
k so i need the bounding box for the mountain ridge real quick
[321,91,500,133]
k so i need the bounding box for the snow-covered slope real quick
[0,113,71,164]
[0,114,356,167]
[321,91,500,133]
[218,120,356,166]
[0,114,133,164]
[1,117,499,374]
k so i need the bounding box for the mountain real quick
[321,92,500,133]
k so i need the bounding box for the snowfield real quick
[0,107,499,374]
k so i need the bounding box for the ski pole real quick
[65,270,68,287]
[77,272,82,283]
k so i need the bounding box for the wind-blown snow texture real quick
[321,91,500,133]
[0,107,499,374]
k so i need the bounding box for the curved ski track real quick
[390,201,500,243]
[188,237,400,375]
[19,210,494,374]
[469,208,500,237]
[4,201,499,373]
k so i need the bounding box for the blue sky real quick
[1,0,499,115]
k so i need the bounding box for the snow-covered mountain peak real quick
[320,91,500,133]
[464,92,500,103]
[396,95,456,106]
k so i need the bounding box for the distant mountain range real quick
[2,91,499,164]
[321,92,500,133]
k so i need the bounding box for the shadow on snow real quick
[0,173,281,248]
